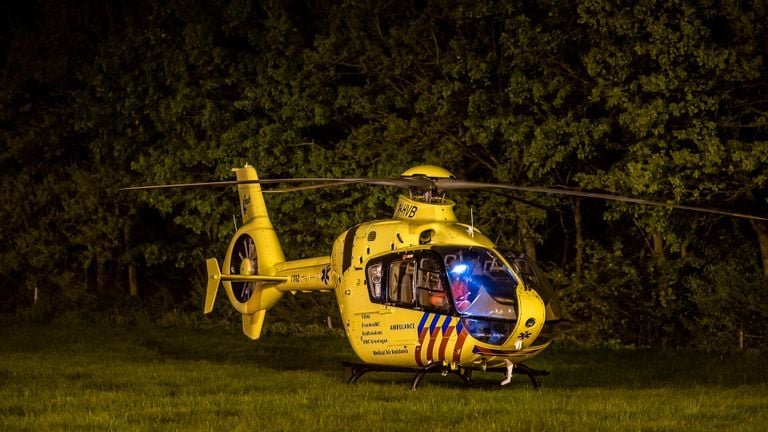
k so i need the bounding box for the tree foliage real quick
[1,0,767,349]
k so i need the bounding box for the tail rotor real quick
[229,233,259,303]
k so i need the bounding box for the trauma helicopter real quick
[124,164,767,389]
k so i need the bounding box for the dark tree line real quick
[2,0,767,349]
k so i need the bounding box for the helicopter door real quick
[414,256,450,312]
[381,256,418,348]
[388,258,416,306]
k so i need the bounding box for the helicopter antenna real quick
[469,207,475,237]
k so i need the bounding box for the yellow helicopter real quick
[125,164,766,389]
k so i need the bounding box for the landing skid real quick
[341,361,549,390]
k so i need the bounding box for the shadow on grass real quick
[136,325,356,370]
[316,343,768,391]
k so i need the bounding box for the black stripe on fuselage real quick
[342,224,361,274]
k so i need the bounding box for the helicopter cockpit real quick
[366,246,528,344]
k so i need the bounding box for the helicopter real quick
[124,164,767,389]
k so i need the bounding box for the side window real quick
[369,251,451,311]
[415,256,450,312]
[388,258,416,305]
[366,261,383,301]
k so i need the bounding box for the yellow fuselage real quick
[329,195,549,370]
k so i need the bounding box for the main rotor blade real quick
[120,174,766,221]
[120,180,240,190]
[263,182,365,193]
[437,179,768,221]
[120,177,420,191]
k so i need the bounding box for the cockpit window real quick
[440,247,519,320]
[504,251,560,320]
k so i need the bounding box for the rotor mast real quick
[393,165,459,222]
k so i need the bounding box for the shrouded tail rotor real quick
[229,233,259,303]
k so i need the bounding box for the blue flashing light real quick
[449,262,471,277]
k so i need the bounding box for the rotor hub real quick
[400,166,456,203]
[239,258,256,276]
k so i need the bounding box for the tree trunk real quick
[97,259,106,293]
[751,220,768,279]
[128,263,139,297]
[573,198,584,276]
[652,233,665,262]
[524,236,537,262]
[124,222,140,297]
[519,217,538,261]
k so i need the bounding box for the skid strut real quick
[487,362,550,389]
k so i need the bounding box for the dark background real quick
[2,0,767,349]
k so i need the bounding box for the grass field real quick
[1,318,766,431]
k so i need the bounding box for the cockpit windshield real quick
[434,246,519,321]
[503,251,561,321]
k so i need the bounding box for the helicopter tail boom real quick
[205,257,333,308]
[204,258,289,313]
